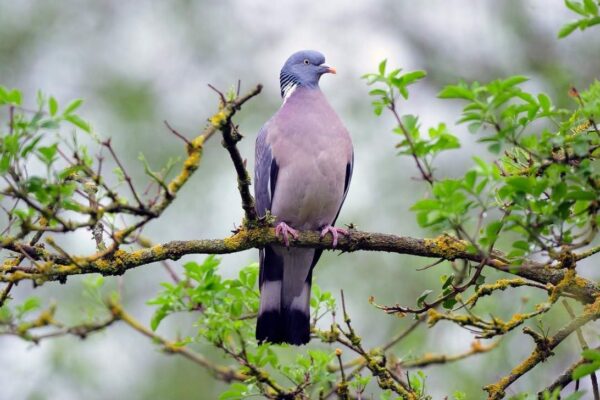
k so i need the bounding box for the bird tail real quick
[256,246,319,345]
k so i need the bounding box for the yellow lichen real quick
[209,110,228,128]
[550,269,577,303]
[512,350,539,376]
[223,227,272,250]
[190,135,204,151]
[583,294,600,315]
[167,149,202,195]
[424,234,468,260]
[427,309,442,326]
[573,275,590,289]
[223,231,246,250]
[151,244,166,258]
[466,278,529,306]
[505,313,525,328]
[573,120,591,134]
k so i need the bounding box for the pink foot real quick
[275,221,299,247]
[320,225,349,248]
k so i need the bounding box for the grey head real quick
[279,50,336,98]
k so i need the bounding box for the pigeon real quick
[254,50,353,345]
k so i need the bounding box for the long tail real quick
[256,246,321,345]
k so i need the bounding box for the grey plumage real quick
[255,51,353,345]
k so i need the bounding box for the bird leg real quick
[320,225,349,248]
[275,221,299,247]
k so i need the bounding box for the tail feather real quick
[256,246,319,345]
[282,278,312,345]
[256,247,285,343]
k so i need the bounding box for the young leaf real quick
[49,97,58,116]
[63,99,84,115]
[417,289,433,307]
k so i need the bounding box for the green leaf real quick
[37,144,58,165]
[402,70,427,85]
[150,307,168,331]
[4,133,19,155]
[49,97,58,117]
[65,114,91,133]
[562,392,585,400]
[582,348,600,361]
[378,59,387,75]
[16,297,41,317]
[485,220,504,242]
[464,170,477,190]
[565,190,596,200]
[512,240,530,251]
[506,176,533,192]
[63,99,84,115]
[399,86,409,99]
[503,75,529,87]
[0,85,7,103]
[0,155,10,173]
[538,93,551,112]
[584,0,599,15]
[438,84,475,100]
[566,0,588,15]
[6,89,22,105]
[368,89,387,97]
[558,21,581,38]
[219,383,248,400]
[573,361,600,379]
[442,295,457,310]
[441,274,454,289]
[417,289,433,307]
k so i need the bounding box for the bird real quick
[254,50,354,345]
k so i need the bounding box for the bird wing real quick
[254,123,278,218]
[333,150,354,225]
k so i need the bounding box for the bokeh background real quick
[1,1,599,399]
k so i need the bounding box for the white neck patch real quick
[281,83,298,105]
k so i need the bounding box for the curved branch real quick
[108,301,246,383]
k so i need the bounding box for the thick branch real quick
[2,229,597,305]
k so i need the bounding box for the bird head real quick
[279,50,336,98]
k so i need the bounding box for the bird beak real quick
[320,65,337,75]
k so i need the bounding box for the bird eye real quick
[303,59,310,65]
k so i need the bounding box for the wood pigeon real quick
[254,50,354,345]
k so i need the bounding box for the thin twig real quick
[102,139,146,209]
[163,120,192,147]
[109,301,245,383]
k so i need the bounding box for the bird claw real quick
[320,225,349,248]
[275,222,299,247]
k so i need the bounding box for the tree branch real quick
[484,296,600,399]
[2,229,597,304]
[210,84,262,224]
[538,345,600,398]
[108,300,246,383]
